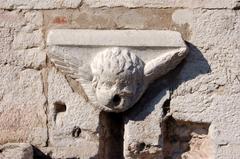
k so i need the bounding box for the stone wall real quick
[0,0,240,158]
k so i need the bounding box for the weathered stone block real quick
[12,30,43,50]
[47,68,99,158]
[124,90,170,159]
[14,48,46,69]
[0,0,82,9]
[0,28,13,63]
[0,143,33,159]
[0,65,47,146]
[0,10,25,28]
[0,10,45,68]
[84,0,240,9]
[216,144,240,159]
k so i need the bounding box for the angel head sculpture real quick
[91,48,145,112]
[49,47,187,112]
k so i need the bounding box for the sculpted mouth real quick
[112,94,121,106]
[103,94,122,109]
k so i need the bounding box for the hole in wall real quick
[98,111,124,159]
[53,101,66,123]
[54,101,66,113]
[72,126,81,138]
[162,99,170,116]
[138,142,146,152]
[162,116,213,159]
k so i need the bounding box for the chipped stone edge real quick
[47,29,186,47]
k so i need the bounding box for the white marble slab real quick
[47,29,186,47]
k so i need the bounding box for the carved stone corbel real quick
[47,29,188,112]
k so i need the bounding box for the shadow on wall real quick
[125,42,211,120]
[32,146,52,159]
[122,42,212,159]
[168,42,211,91]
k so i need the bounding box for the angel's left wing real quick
[144,47,188,84]
[48,51,97,103]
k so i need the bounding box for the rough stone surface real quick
[43,7,191,40]
[84,0,240,9]
[0,0,82,9]
[0,65,47,146]
[0,143,33,159]
[47,68,99,158]
[40,146,98,158]
[0,1,239,159]
[124,90,170,159]
[13,30,43,49]
[0,10,46,69]
[0,10,47,147]
[170,9,240,159]
[1,0,239,9]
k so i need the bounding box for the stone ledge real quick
[47,29,186,47]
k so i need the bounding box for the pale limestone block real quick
[124,90,170,159]
[41,146,99,159]
[12,30,43,49]
[47,68,99,157]
[0,10,42,30]
[0,10,25,28]
[216,144,240,159]
[0,28,12,63]
[1,47,46,69]
[0,65,47,146]
[0,29,46,68]
[0,143,33,159]
[22,11,43,32]
[172,9,193,25]
[84,0,239,9]
[15,48,46,69]
[0,10,45,68]
[0,0,82,9]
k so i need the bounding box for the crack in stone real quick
[40,68,50,147]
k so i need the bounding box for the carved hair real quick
[91,47,144,81]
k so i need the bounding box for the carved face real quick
[91,48,145,112]
[93,73,143,112]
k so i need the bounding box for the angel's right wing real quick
[48,51,97,104]
[144,47,188,84]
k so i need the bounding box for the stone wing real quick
[144,47,188,84]
[48,51,97,103]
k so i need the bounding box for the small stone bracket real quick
[47,29,188,112]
